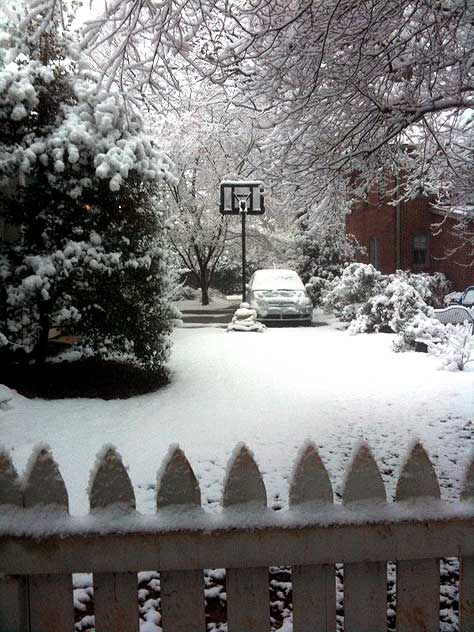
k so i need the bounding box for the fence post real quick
[23,446,75,632]
[89,446,139,632]
[157,446,205,632]
[223,444,269,632]
[0,449,27,632]
[289,442,336,632]
[460,454,474,631]
[342,443,387,632]
[395,442,440,632]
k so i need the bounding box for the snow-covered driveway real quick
[1,319,473,515]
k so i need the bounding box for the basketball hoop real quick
[219,180,266,302]
[220,180,265,215]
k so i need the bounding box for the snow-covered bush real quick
[305,276,329,306]
[295,223,364,305]
[322,263,386,321]
[0,12,175,373]
[429,323,473,371]
[348,278,432,334]
[393,312,473,371]
[390,271,452,308]
[392,311,450,351]
[323,264,452,336]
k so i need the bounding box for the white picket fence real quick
[1,440,474,632]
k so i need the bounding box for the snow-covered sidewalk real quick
[0,317,472,516]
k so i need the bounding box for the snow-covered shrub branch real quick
[347,279,433,335]
[393,312,473,371]
[322,263,386,324]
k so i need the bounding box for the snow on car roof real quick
[252,269,304,290]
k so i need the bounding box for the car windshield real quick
[252,270,305,291]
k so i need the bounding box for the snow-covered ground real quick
[1,313,472,516]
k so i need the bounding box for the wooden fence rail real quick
[0,441,474,632]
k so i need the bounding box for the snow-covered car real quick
[448,286,474,309]
[246,269,313,324]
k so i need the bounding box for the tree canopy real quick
[67,0,474,217]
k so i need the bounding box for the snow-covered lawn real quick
[1,315,472,516]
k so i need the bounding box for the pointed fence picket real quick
[342,444,387,632]
[23,447,75,632]
[0,451,25,632]
[223,444,269,632]
[0,439,473,632]
[461,455,474,632]
[89,447,139,632]
[289,443,336,632]
[395,442,441,632]
[157,446,205,632]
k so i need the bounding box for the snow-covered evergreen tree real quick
[295,216,364,306]
[0,7,176,373]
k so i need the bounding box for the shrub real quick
[305,276,330,306]
[323,264,452,331]
[393,312,473,371]
[429,324,473,371]
[322,263,386,320]
[389,271,452,308]
[392,311,450,351]
[348,278,432,334]
[296,223,365,306]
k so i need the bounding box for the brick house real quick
[346,190,474,291]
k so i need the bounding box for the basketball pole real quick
[240,200,247,303]
[220,182,264,304]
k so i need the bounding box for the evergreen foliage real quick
[295,222,364,305]
[0,9,175,373]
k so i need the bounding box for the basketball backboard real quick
[220,180,265,215]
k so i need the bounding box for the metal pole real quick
[241,206,246,303]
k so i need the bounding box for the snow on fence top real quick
[0,440,473,541]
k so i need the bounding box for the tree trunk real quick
[200,268,210,305]
[35,308,50,366]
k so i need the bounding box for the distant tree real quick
[160,78,267,304]
[296,224,363,285]
[290,191,364,305]
[0,7,175,372]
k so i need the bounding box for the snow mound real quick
[227,303,266,333]
[0,385,17,410]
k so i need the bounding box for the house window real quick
[0,217,21,242]
[413,234,429,267]
[368,237,380,269]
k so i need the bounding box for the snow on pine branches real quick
[0,18,174,198]
[0,9,176,373]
